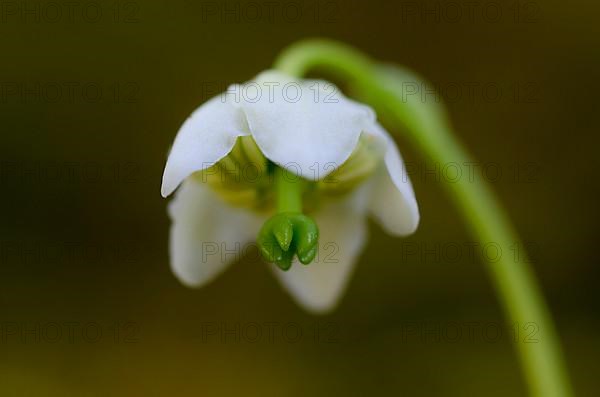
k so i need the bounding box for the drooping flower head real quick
[161,70,419,313]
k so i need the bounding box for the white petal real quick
[366,123,420,236]
[168,180,263,287]
[231,70,375,181]
[270,187,370,314]
[161,96,250,197]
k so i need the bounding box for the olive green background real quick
[1,0,598,395]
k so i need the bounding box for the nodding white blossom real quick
[161,70,419,313]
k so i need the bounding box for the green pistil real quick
[258,166,319,270]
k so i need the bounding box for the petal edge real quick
[161,96,250,197]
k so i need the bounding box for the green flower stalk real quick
[274,39,572,397]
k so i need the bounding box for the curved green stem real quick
[274,39,573,397]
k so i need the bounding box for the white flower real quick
[161,70,419,313]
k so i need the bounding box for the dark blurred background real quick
[1,0,598,395]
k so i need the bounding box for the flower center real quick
[193,134,381,213]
